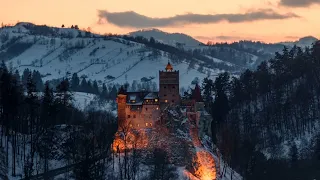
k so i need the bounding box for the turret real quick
[159,61,180,108]
[192,84,203,102]
[116,86,127,128]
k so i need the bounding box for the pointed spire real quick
[165,61,173,71]
[118,86,126,95]
[192,83,203,102]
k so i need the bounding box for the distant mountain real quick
[279,36,318,48]
[128,28,204,48]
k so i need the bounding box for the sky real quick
[1,0,320,43]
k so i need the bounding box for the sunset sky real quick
[1,0,319,43]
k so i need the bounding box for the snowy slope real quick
[129,28,203,48]
[1,24,223,89]
[279,36,318,48]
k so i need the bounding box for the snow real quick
[1,25,224,90]
[128,28,203,48]
[71,92,97,110]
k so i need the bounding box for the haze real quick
[1,0,319,43]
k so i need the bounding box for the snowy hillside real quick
[129,28,203,48]
[279,36,318,48]
[0,23,228,89]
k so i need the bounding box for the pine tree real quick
[80,78,88,92]
[92,80,99,95]
[100,83,109,99]
[71,73,80,91]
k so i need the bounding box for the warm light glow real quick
[165,100,168,103]
[194,151,216,180]
[112,130,150,153]
[155,99,158,102]
[146,123,148,126]
[156,107,159,110]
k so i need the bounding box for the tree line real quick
[0,62,117,179]
[201,42,320,179]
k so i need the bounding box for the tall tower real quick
[116,86,127,129]
[159,62,180,108]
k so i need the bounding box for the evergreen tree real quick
[71,73,80,91]
[100,83,109,99]
[92,80,99,94]
[80,78,88,92]
[109,85,117,100]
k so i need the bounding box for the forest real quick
[201,42,320,179]
[0,63,117,179]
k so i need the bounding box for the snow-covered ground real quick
[1,23,222,90]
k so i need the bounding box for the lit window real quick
[156,107,159,110]
[155,99,158,102]
[165,100,168,103]
[137,124,140,127]
[150,123,152,126]
[146,100,149,102]
[129,124,132,127]
[146,123,148,126]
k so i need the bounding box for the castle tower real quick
[159,62,180,108]
[116,86,127,128]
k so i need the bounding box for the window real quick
[165,100,168,103]
[164,94,167,97]
[137,124,140,127]
[127,115,131,118]
[164,86,166,89]
[156,107,159,110]
[146,123,148,126]
[129,124,132,127]
[133,115,136,118]
[172,86,175,89]
[145,108,148,111]
[172,100,175,103]
[150,123,153,126]
[155,99,158,102]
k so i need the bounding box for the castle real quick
[116,62,206,130]
[116,62,180,129]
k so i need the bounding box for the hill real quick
[128,28,203,48]
[0,23,242,90]
[279,36,318,48]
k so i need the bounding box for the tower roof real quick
[118,86,126,95]
[192,83,203,102]
[165,62,173,71]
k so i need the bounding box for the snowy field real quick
[1,23,223,90]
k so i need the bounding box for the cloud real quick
[279,0,320,7]
[97,9,300,28]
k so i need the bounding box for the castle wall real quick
[125,104,160,129]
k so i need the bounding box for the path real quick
[188,118,217,180]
